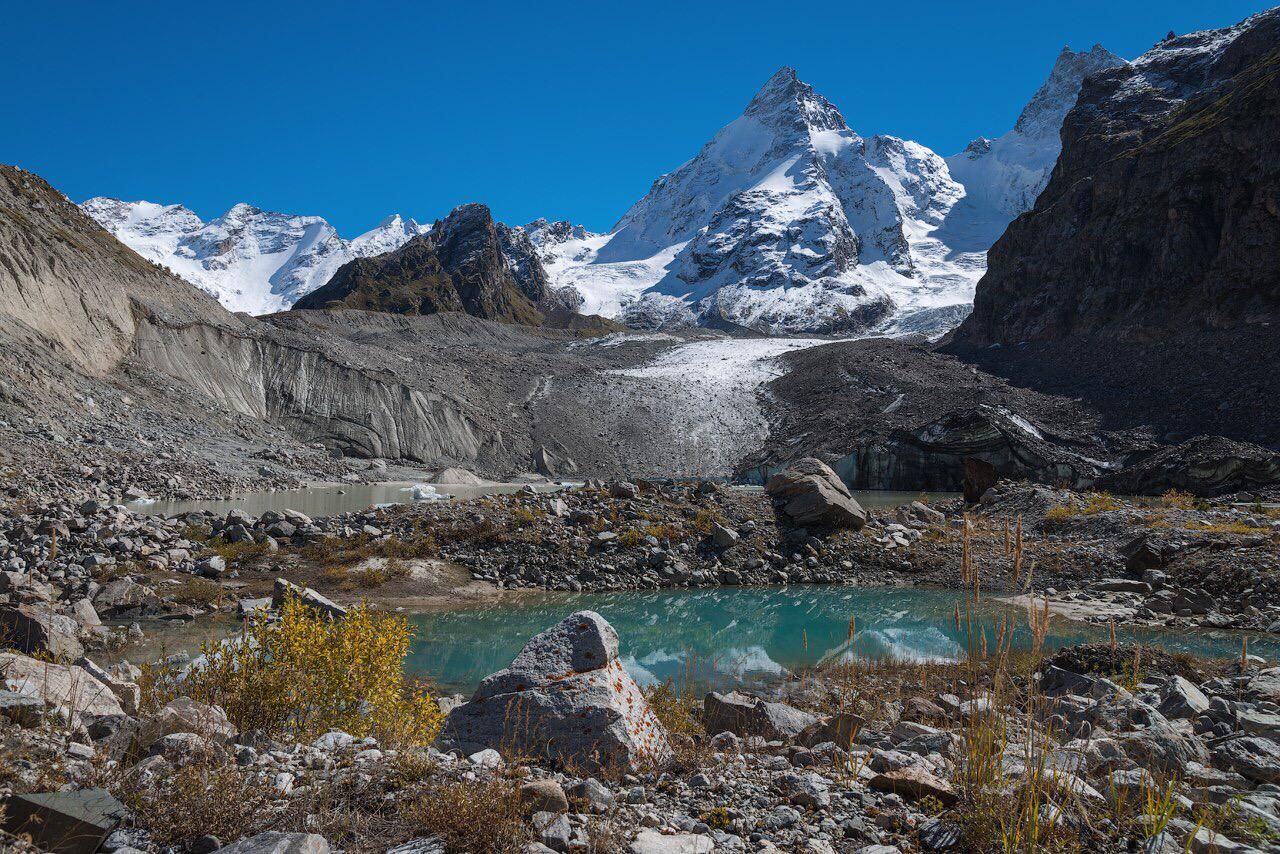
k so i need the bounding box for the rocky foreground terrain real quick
[2,578,1280,853]
[0,458,1278,850]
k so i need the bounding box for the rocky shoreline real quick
[2,458,1279,852]
[3,603,1279,853]
[1,461,1278,664]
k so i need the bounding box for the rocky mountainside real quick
[949,9,1280,446]
[528,55,1117,336]
[0,167,237,377]
[944,45,1126,246]
[80,197,427,315]
[293,203,595,329]
[956,11,1280,344]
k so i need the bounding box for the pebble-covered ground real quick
[2,477,1279,853]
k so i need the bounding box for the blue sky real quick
[5,0,1272,235]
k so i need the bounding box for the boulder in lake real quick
[764,458,867,532]
[438,611,672,771]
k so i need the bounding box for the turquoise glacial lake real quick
[407,585,1279,695]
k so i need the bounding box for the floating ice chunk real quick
[403,483,446,501]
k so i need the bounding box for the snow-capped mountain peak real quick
[351,213,428,258]
[743,66,848,135]
[1014,44,1128,137]
[945,45,1128,232]
[81,199,425,314]
[527,50,1129,335]
[536,67,978,333]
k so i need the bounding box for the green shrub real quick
[148,595,443,745]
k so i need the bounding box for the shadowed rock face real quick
[956,10,1280,345]
[295,203,547,326]
[945,10,1280,451]
[439,611,673,771]
[1096,436,1280,497]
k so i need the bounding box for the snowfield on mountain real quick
[525,54,1121,336]
[80,199,427,314]
[82,49,1120,334]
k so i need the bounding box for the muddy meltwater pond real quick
[128,586,1280,696]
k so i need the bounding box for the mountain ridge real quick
[527,51,1123,335]
[80,49,1124,334]
[81,197,428,314]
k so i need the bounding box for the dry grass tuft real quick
[401,777,529,854]
[113,755,272,847]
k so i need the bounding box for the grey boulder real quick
[765,458,867,532]
[212,833,330,854]
[0,788,127,854]
[1213,736,1280,784]
[0,604,84,659]
[703,691,818,741]
[1157,675,1211,719]
[439,611,672,771]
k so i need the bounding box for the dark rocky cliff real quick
[295,203,555,326]
[948,10,1280,446]
[956,10,1280,344]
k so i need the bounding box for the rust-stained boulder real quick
[438,611,672,771]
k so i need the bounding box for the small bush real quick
[114,755,271,847]
[353,557,412,588]
[510,507,539,528]
[1184,520,1271,535]
[644,679,704,739]
[644,523,682,541]
[692,509,721,534]
[1082,492,1123,514]
[302,532,440,566]
[617,529,645,548]
[168,577,229,607]
[1160,489,1195,510]
[700,806,731,830]
[154,595,443,745]
[206,536,270,565]
[402,778,529,854]
[1044,505,1074,524]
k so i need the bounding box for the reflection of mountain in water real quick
[821,627,963,666]
[409,586,993,693]
[407,586,1280,695]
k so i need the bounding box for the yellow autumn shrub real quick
[173,595,442,745]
